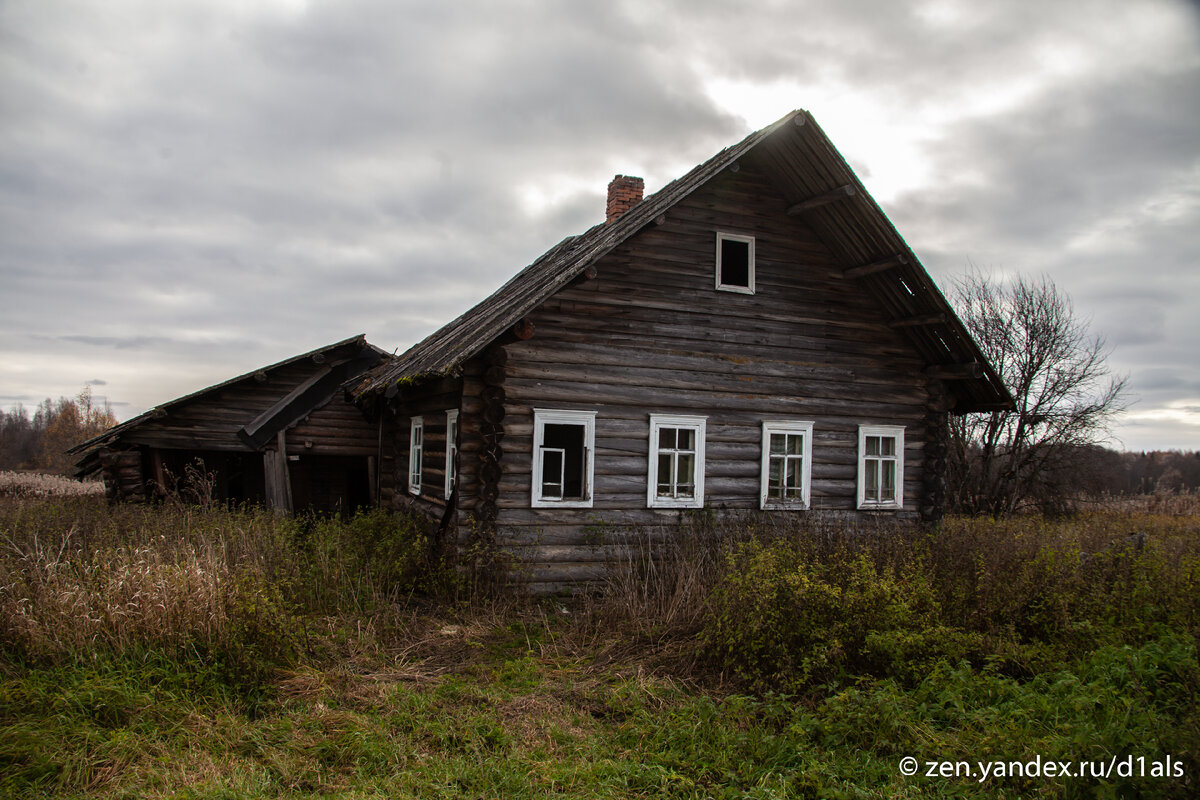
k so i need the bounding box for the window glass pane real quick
[677,428,695,452]
[658,428,675,449]
[865,460,879,501]
[881,461,896,501]
[785,459,802,490]
[866,436,880,456]
[787,433,803,455]
[881,436,896,457]
[657,453,673,495]
[769,433,785,455]
[676,454,694,494]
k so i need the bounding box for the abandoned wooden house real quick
[72,335,386,514]
[351,109,1012,588]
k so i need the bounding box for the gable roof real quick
[357,110,1011,412]
[71,335,387,471]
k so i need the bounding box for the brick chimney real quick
[606,175,644,224]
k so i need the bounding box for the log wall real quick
[486,160,948,585]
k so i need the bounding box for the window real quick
[532,409,596,508]
[716,232,755,294]
[444,409,459,499]
[408,417,424,496]
[760,421,814,509]
[648,414,706,508]
[857,425,904,509]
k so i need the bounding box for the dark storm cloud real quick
[1,0,1197,450]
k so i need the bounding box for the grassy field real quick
[1,491,1198,798]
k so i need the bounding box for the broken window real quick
[532,409,595,507]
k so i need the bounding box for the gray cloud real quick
[2,0,1198,451]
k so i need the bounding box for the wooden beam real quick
[786,185,855,216]
[843,254,907,279]
[888,312,947,329]
[924,363,985,380]
[240,347,385,450]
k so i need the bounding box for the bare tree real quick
[948,273,1129,515]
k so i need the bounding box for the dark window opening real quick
[720,238,750,288]
[541,423,587,500]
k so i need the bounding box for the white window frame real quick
[857,425,905,510]
[760,420,814,510]
[408,416,424,496]
[715,232,755,295]
[647,414,707,509]
[444,409,459,499]
[531,409,596,508]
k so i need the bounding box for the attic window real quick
[716,233,755,294]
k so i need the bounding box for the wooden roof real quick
[71,335,387,470]
[357,110,1011,412]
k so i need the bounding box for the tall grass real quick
[0,498,439,674]
[0,471,104,500]
[578,508,1200,689]
[2,496,1197,798]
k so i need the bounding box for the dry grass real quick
[1,530,232,655]
[0,470,105,499]
[1085,490,1200,516]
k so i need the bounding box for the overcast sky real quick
[2,0,1198,452]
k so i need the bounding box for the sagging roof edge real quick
[69,334,387,460]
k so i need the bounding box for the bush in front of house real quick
[701,537,981,691]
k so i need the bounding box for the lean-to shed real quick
[72,335,386,514]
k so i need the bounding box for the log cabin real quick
[71,335,386,514]
[352,109,1012,589]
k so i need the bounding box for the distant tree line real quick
[1076,446,1200,496]
[0,389,119,475]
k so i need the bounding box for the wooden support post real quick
[786,185,855,216]
[149,449,168,497]
[264,430,294,513]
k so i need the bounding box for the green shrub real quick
[701,538,980,691]
[291,507,442,612]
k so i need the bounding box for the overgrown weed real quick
[1,496,1197,797]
